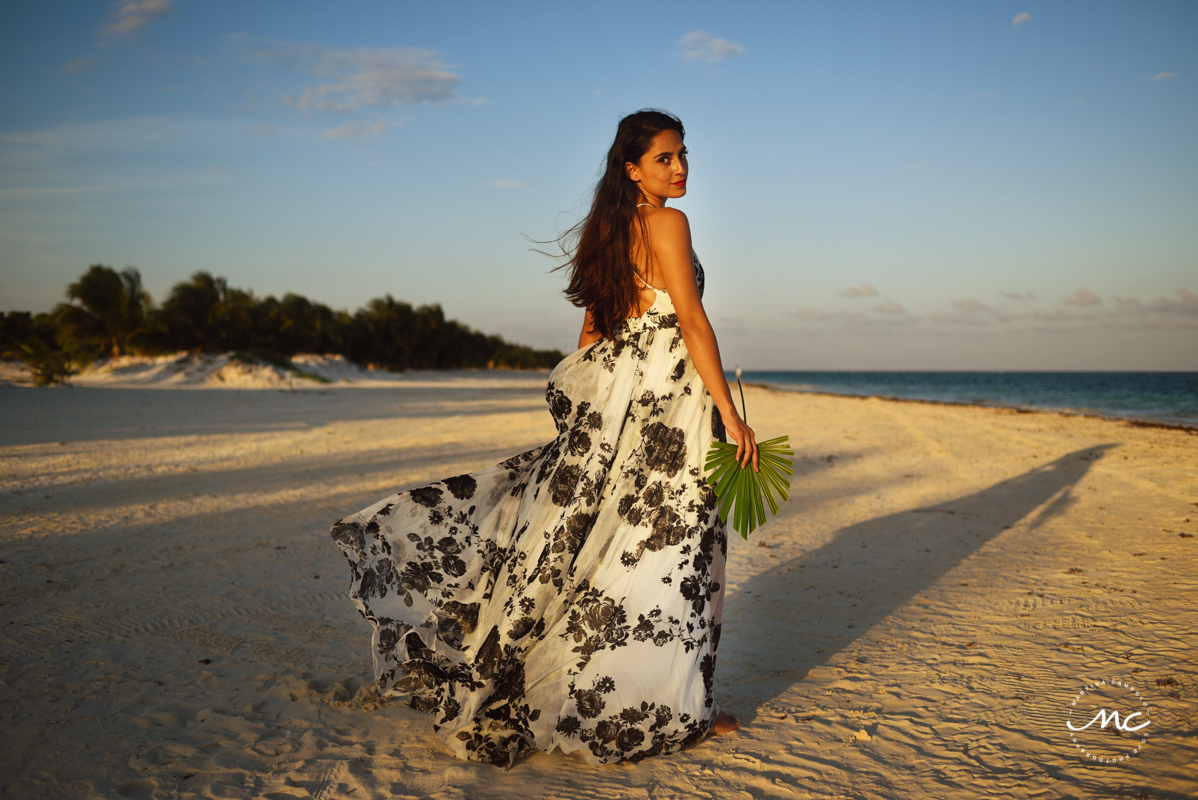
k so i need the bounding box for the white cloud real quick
[1113,289,1198,321]
[1147,72,1179,81]
[678,31,745,63]
[0,116,244,155]
[786,288,1198,340]
[254,123,280,136]
[952,298,991,313]
[101,0,173,38]
[840,284,878,298]
[1064,288,1101,307]
[793,308,918,331]
[240,37,464,115]
[947,298,1017,322]
[487,180,528,190]
[1012,12,1031,27]
[1154,288,1198,313]
[0,117,254,199]
[323,118,390,140]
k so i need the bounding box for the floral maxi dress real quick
[330,255,729,768]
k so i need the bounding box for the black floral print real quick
[331,254,729,768]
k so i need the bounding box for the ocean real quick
[728,371,1198,428]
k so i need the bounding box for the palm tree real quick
[55,265,151,357]
[158,271,245,353]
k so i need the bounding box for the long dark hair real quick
[551,109,686,341]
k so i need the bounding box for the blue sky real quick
[1,0,1195,369]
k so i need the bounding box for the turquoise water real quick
[728,371,1198,427]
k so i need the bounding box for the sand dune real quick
[1,373,1194,799]
[55,353,408,390]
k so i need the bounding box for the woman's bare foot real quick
[710,710,740,735]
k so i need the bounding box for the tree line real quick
[1,265,564,384]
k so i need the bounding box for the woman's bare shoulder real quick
[643,207,691,245]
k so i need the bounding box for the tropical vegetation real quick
[1,265,564,385]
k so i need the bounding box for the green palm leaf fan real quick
[704,367,794,539]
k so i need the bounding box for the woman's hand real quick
[722,409,758,472]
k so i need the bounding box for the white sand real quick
[1,373,1195,799]
[55,353,409,390]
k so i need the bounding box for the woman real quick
[330,108,756,768]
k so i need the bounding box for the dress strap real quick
[636,203,661,209]
[632,269,659,291]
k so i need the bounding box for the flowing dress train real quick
[330,255,729,768]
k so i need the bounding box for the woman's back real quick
[329,107,747,770]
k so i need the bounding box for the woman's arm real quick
[578,307,602,349]
[646,208,758,471]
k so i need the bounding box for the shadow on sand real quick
[717,444,1116,719]
[0,382,549,446]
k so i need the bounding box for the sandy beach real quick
[1,368,1195,799]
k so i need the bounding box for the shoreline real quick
[6,356,1192,432]
[743,379,1198,434]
